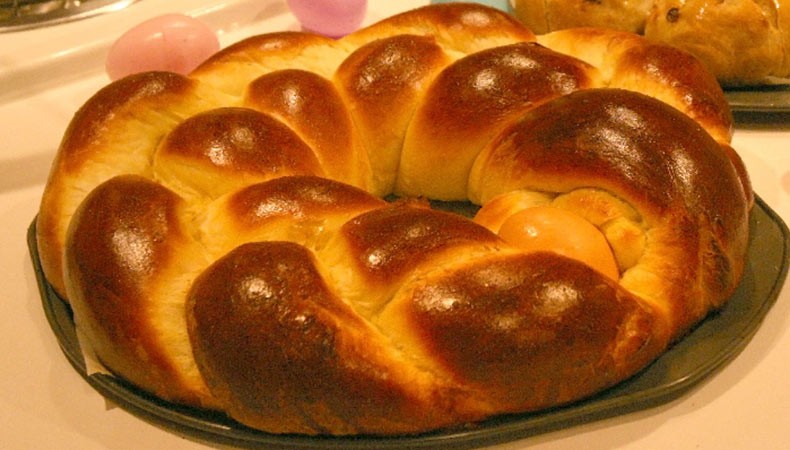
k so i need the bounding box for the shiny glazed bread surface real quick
[510,0,790,85]
[37,4,751,436]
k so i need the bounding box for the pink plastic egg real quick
[105,14,219,81]
[287,0,368,38]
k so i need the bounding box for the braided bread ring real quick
[37,4,751,436]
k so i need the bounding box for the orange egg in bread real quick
[494,205,620,281]
[470,189,553,232]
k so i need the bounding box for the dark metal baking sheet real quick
[725,83,790,113]
[27,196,789,449]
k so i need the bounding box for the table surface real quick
[1,1,788,449]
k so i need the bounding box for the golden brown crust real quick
[37,3,751,437]
[37,71,222,296]
[199,175,387,258]
[244,70,371,191]
[512,0,790,85]
[221,175,386,227]
[191,32,346,92]
[154,107,324,198]
[335,34,452,194]
[338,205,501,284]
[345,2,537,52]
[469,88,749,337]
[511,0,654,34]
[187,241,485,435]
[64,175,216,408]
[536,28,733,142]
[645,0,790,85]
[387,251,662,410]
[398,41,600,199]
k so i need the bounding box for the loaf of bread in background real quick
[510,0,790,85]
[509,0,653,34]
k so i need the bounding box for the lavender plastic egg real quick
[287,0,368,38]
